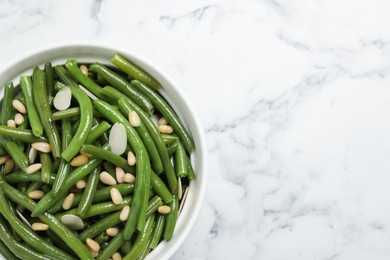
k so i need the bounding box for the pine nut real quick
[157,117,168,126]
[76,179,86,189]
[177,177,183,200]
[115,167,125,184]
[25,163,42,174]
[14,113,25,125]
[80,149,92,158]
[106,227,119,237]
[0,156,10,165]
[100,171,117,186]
[3,159,14,175]
[87,247,99,258]
[7,119,16,128]
[123,173,135,184]
[86,238,100,253]
[158,125,173,134]
[110,188,122,205]
[127,151,136,166]
[28,148,37,164]
[80,65,89,77]
[70,155,88,167]
[32,142,51,153]
[157,205,171,215]
[28,190,45,200]
[128,111,140,127]
[112,252,122,260]
[31,222,49,231]
[62,193,75,210]
[12,100,27,114]
[120,206,130,221]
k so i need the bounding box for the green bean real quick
[85,121,111,144]
[0,235,17,260]
[96,72,109,85]
[59,85,93,162]
[32,151,105,217]
[150,171,173,204]
[117,96,163,174]
[0,214,53,260]
[52,107,80,120]
[115,95,177,193]
[0,81,14,124]
[0,146,7,156]
[5,171,55,184]
[96,231,125,260]
[139,238,152,260]
[56,196,132,220]
[146,195,163,217]
[78,211,121,242]
[0,187,72,259]
[120,240,132,255]
[161,134,179,145]
[0,82,29,171]
[90,63,154,115]
[49,183,134,214]
[167,140,179,156]
[0,178,93,259]
[54,65,78,86]
[32,67,61,158]
[132,79,195,153]
[163,194,179,241]
[0,126,46,143]
[94,232,109,245]
[102,161,116,176]
[81,144,134,174]
[92,99,151,240]
[52,118,72,195]
[39,152,52,184]
[111,53,161,91]
[45,63,55,99]
[76,166,100,218]
[187,156,196,180]
[123,214,155,260]
[20,76,44,137]
[175,141,187,178]
[65,59,104,99]
[18,114,30,130]
[149,214,166,249]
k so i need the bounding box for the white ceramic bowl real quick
[0,42,207,260]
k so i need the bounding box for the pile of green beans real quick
[0,53,196,260]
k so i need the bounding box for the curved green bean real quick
[78,211,121,242]
[76,166,100,218]
[150,171,173,204]
[54,65,78,87]
[163,194,179,241]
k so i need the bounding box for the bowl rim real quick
[0,41,208,260]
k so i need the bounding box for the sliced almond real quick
[70,154,89,167]
[128,111,140,127]
[123,173,135,184]
[109,123,127,155]
[158,125,173,134]
[28,190,45,200]
[31,222,49,231]
[119,206,130,221]
[14,113,25,125]
[62,193,75,210]
[177,177,183,200]
[79,85,98,100]
[179,186,190,213]
[3,159,14,174]
[110,188,123,205]
[16,210,32,227]
[26,163,42,174]
[80,65,89,77]
[100,171,117,186]
[61,214,84,230]
[127,151,136,166]
[7,119,16,128]
[12,100,27,114]
[31,142,51,153]
[115,167,125,184]
[53,86,72,111]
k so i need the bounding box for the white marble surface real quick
[1,0,390,259]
